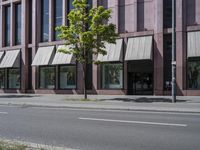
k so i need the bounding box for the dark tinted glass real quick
[15,4,22,45]
[164,0,172,28]
[5,6,11,46]
[55,0,63,40]
[41,0,49,42]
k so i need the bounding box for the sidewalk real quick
[0,94,200,113]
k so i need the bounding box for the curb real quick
[1,103,200,114]
[0,138,76,150]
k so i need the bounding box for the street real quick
[0,105,200,150]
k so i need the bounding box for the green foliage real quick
[56,0,118,64]
[0,141,27,150]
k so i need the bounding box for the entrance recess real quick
[125,36,153,95]
[128,72,153,95]
[127,61,153,95]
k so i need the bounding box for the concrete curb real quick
[0,138,76,150]
[1,103,200,113]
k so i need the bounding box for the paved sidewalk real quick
[0,94,200,113]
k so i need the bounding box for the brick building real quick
[0,0,200,96]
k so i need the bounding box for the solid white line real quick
[79,117,188,127]
[0,112,8,114]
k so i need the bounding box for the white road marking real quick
[0,112,8,114]
[79,117,188,127]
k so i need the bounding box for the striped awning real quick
[97,39,123,62]
[187,31,200,58]
[32,46,55,66]
[0,50,20,68]
[125,36,153,61]
[52,45,75,65]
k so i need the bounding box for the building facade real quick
[0,0,200,96]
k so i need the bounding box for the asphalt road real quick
[0,105,200,150]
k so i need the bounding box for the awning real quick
[97,39,123,62]
[187,31,200,58]
[0,50,20,68]
[52,45,75,65]
[32,46,55,66]
[125,36,153,61]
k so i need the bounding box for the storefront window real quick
[8,68,20,89]
[188,60,200,89]
[40,67,55,89]
[0,70,5,88]
[102,63,123,89]
[59,66,76,89]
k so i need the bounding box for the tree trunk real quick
[83,62,87,99]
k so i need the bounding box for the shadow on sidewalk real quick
[0,95,41,98]
[100,97,188,103]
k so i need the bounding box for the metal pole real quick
[172,0,176,103]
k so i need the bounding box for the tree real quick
[56,0,118,99]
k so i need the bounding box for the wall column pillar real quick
[176,0,187,95]
[154,0,164,95]
[21,0,29,92]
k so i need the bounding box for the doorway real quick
[127,60,153,95]
[128,72,153,95]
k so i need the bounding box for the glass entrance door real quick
[128,72,153,95]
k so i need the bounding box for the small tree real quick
[56,0,118,99]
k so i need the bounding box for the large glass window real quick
[15,3,22,45]
[39,67,55,89]
[55,0,63,40]
[0,70,5,89]
[41,0,49,42]
[163,0,172,28]
[102,63,123,89]
[8,68,20,89]
[29,0,32,44]
[5,6,11,46]
[59,66,76,89]
[188,59,200,90]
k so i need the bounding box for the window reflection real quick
[55,0,63,40]
[188,60,200,89]
[59,66,76,89]
[41,0,49,42]
[8,68,20,89]
[102,63,123,89]
[5,6,11,46]
[15,4,22,45]
[40,67,55,89]
[0,70,5,89]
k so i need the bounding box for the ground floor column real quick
[176,31,187,95]
[154,33,164,95]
